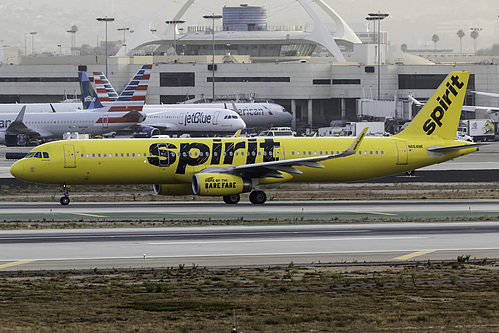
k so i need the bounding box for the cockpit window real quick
[25,151,49,159]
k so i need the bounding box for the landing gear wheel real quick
[249,190,267,204]
[223,194,240,204]
[60,196,70,205]
[60,184,71,205]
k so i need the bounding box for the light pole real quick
[57,44,62,56]
[96,16,115,76]
[66,25,77,55]
[366,12,389,100]
[117,27,129,54]
[203,14,222,101]
[165,19,185,55]
[29,31,37,56]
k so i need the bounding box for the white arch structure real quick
[115,0,361,62]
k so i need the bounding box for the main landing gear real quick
[249,190,266,204]
[223,191,267,205]
[60,184,71,205]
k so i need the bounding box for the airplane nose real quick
[10,161,25,180]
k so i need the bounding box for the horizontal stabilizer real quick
[427,143,479,153]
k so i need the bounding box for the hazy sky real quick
[1,0,498,55]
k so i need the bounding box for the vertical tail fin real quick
[107,64,152,113]
[395,71,470,139]
[93,71,119,102]
[79,72,104,110]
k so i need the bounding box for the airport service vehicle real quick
[11,72,478,205]
[339,122,385,137]
[458,119,496,142]
[0,66,151,146]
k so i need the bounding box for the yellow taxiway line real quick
[67,213,108,218]
[394,250,436,260]
[352,211,398,216]
[0,260,36,270]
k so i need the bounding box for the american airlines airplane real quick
[0,65,151,145]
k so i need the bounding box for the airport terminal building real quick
[1,1,498,133]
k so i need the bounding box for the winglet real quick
[344,127,368,156]
[231,102,241,115]
[233,129,242,138]
[9,106,27,130]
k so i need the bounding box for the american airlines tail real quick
[79,65,152,114]
[93,72,119,102]
[395,72,469,140]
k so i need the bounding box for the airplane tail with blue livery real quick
[10,71,479,205]
[79,72,104,110]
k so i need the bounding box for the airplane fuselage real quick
[10,136,476,186]
[0,111,136,143]
[141,108,246,135]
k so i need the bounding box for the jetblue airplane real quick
[91,70,246,137]
[0,65,151,145]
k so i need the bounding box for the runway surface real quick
[0,200,498,271]
[1,199,499,221]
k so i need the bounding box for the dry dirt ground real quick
[1,261,499,332]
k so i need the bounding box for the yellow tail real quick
[396,71,469,140]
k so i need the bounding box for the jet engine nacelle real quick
[153,183,194,195]
[192,173,252,196]
[133,127,160,138]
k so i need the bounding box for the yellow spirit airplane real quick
[10,72,478,205]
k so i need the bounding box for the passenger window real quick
[98,153,101,157]
[86,154,89,158]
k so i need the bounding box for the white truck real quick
[319,122,385,137]
[341,122,385,137]
[458,119,496,142]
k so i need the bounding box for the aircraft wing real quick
[123,110,146,123]
[5,106,40,136]
[462,106,499,114]
[137,123,177,131]
[472,91,499,98]
[199,128,368,179]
